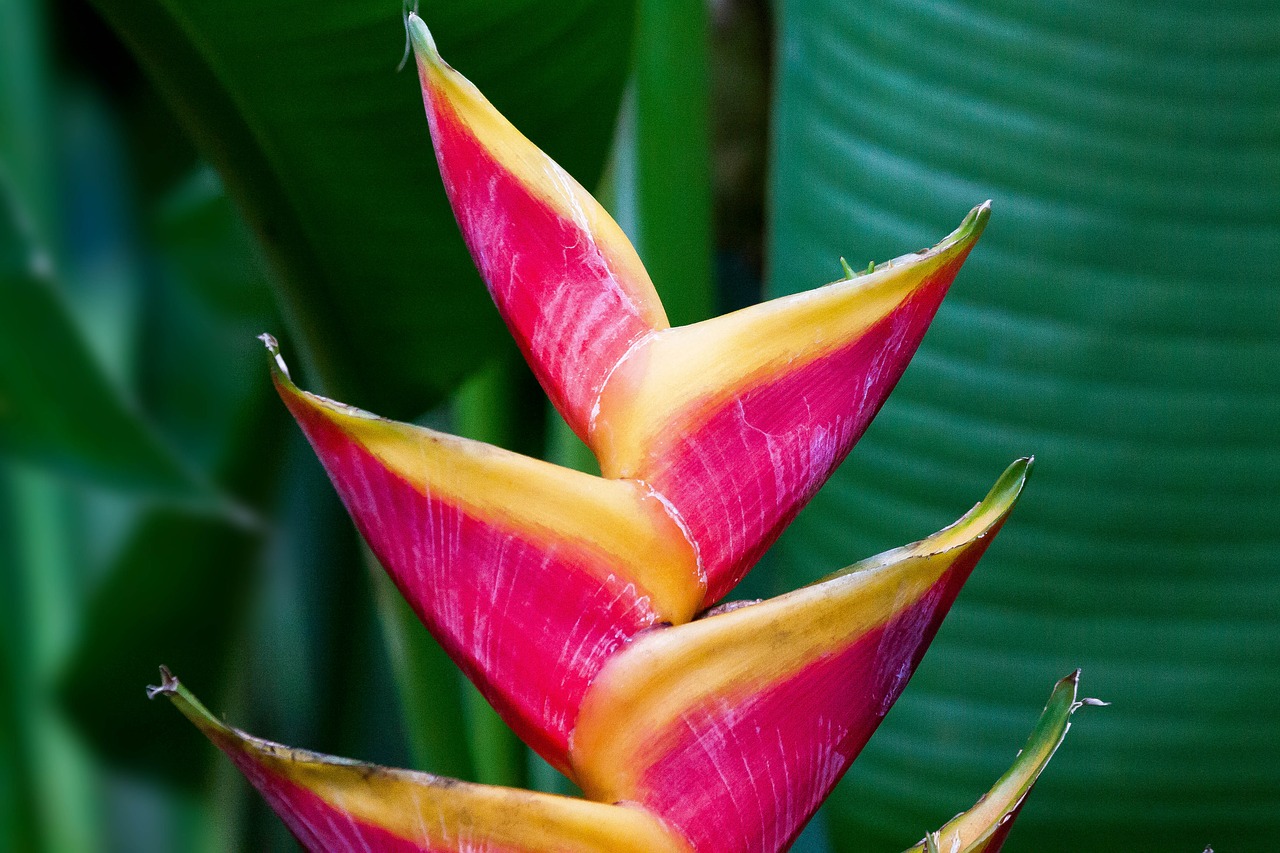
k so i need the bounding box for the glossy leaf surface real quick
[768,0,1280,847]
[571,460,1028,853]
[151,669,690,853]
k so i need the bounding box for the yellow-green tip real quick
[406,12,441,64]
[988,455,1033,507]
[861,201,992,279]
[147,666,229,745]
[934,199,991,255]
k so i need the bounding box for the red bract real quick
[156,13,1097,852]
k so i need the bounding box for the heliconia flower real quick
[905,672,1107,853]
[567,460,1029,853]
[264,18,993,772]
[263,328,1020,779]
[159,10,1093,851]
[407,13,990,605]
[254,5,1003,801]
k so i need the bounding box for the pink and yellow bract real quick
[154,12,1098,853]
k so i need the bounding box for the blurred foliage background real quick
[0,0,1276,850]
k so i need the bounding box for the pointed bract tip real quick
[953,200,992,244]
[406,13,440,64]
[146,665,179,700]
[257,332,291,379]
[986,457,1032,508]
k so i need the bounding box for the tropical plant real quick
[145,14,1100,851]
[4,0,1275,851]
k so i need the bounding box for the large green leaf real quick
[0,180,200,497]
[0,0,200,498]
[90,0,637,414]
[767,0,1280,849]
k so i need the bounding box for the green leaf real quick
[0,182,199,497]
[58,507,262,787]
[90,0,638,415]
[767,1,1280,849]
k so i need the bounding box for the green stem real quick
[615,0,715,326]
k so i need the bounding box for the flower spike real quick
[903,672,1106,853]
[409,13,990,607]
[167,11,1084,852]
[569,460,1030,853]
[148,668,691,853]
[261,335,701,771]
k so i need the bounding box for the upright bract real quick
[410,18,667,443]
[903,673,1106,853]
[157,13,1096,852]
[408,14,989,605]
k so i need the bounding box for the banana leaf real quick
[767,0,1280,848]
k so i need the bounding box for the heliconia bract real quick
[148,668,692,853]
[155,12,1095,853]
[263,334,700,771]
[568,461,1029,853]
